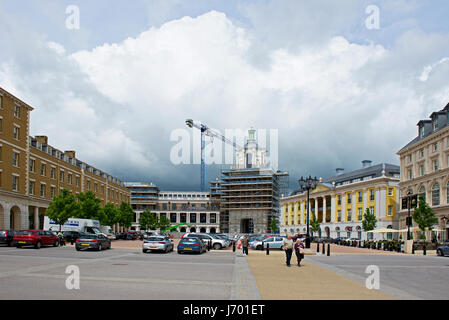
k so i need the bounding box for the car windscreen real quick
[180,238,200,243]
[147,237,165,241]
[17,231,34,235]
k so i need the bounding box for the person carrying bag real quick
[294,239,305,267]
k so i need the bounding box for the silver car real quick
[142,236,174,253]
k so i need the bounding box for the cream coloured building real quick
[397,102,449,241]
[281,162,400,240]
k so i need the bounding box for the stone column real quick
[322,197,327,223]
[34,207,39,229]
[314,198,318,220]
[330,195,336,223]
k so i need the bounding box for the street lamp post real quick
[299,175,318,249]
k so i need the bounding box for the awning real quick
[367,228,399,233]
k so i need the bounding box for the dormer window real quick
[419,125,424,138]
[433,117,438,131]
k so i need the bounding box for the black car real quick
[437,240,449,256]
[62,231,83,244]
[75,234,111,251]
[0,230,18,246]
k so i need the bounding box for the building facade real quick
[281,162,400,240]
[126,182,220,233]
[0,87,130,231]
[397,102,449,241]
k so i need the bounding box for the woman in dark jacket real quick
[294,239,304,267]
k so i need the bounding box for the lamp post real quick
[442,216,448,242]
[405,192,417,240]
[299,175,318,249]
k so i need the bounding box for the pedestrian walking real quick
[241,236,249,256]
[294,239,305,267]
[282,235,294,267]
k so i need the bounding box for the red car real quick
[13,230,60,249]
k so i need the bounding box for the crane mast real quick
[185,119,242,191]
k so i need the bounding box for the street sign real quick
[406,216,413,226]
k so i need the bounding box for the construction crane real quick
[185,119,242,192]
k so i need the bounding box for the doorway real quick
[240,218,254,233]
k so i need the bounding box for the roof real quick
[322,163,400,184]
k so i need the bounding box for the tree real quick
[412,195,438,241]
[118,202,134,230]
[310,212,320,236]
[158,215,171,231]
[46,189,79,232]
[76,191,104,222]
[362,208,377,240]
[269,218,278,233]
[102,203,119,227]
[139,209,156,231]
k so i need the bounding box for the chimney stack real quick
[35,136,48,145]
[65,150,76,159]
[362,160,372,168]
[336,168,344,175]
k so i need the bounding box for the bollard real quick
[423,243,426,256]
[266,242,270,255]
[261,242,264,251]
[412,243,415,254]
[327,243,330,256]
[316,242,320,253]
[208,240,211,251]
[232,242,236,252]
[389,243,393,251]
[322,242,325,255]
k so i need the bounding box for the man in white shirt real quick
[282,235,294,267]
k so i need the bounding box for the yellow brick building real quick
[281,162,400,240]
[0,87,130,230]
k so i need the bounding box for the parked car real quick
[177,237,207,254]
[0,230,19,246]
[185,233,229,250]
[437,240,449,257]
[75,233,111,251]
[142,236,174,253]
[251,236,285,250]
[13,230,60,249]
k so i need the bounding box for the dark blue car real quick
[177,237,207,254]
[437,241,449,256]
[0,230,18,246]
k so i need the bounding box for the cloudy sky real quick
[1,0,448,192]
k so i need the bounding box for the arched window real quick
[432,183,440,206]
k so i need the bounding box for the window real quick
[14,105,20,118]
[432,183,440,206]
[12,152,19,167]
[419,164,425,176]
[408,154,412,163]
[68,173,72,185]
[13,126,19,140]
[12,175,19,191]
[370,206,375,215]
[347,209,352,221]
[433,143,438,152]
[387,205,393,217]
[419,126,424,138]
[209,214,215,224]
[388,188,393,196]
[50,186,55,199]
[370,189,375,201]
[337,195,341,206]
[408,169,413,180]
[419,186,426,201]
[200,213,207,223]
[190,213,196,223]
[433,118,438,131]
[76,176,80,187]
[337,210,342,222]
[180,213,186,223]
[29,159,35,172]
[347,193,351,204]
[358,208,363,220]
[40,164,46,176]
[420,148,424,158]
[59,170,64,182]
[170,213,177,223]
[162,203,167,210]
[50,167,55,179]
[433,160,439,172]
[172,203,176,210]
[40,184,46,197]
[358,192,362,203]
[29,181,35,195]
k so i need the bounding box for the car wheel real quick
[53,240,59,247]
[213,243,222,250]
[177,250,182,254]
[438,249,444,257]
[256,245,262,250]
[35,241,42,249]
[98,244,102,251]
[143,249,147,253]
[76,247,81,251]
